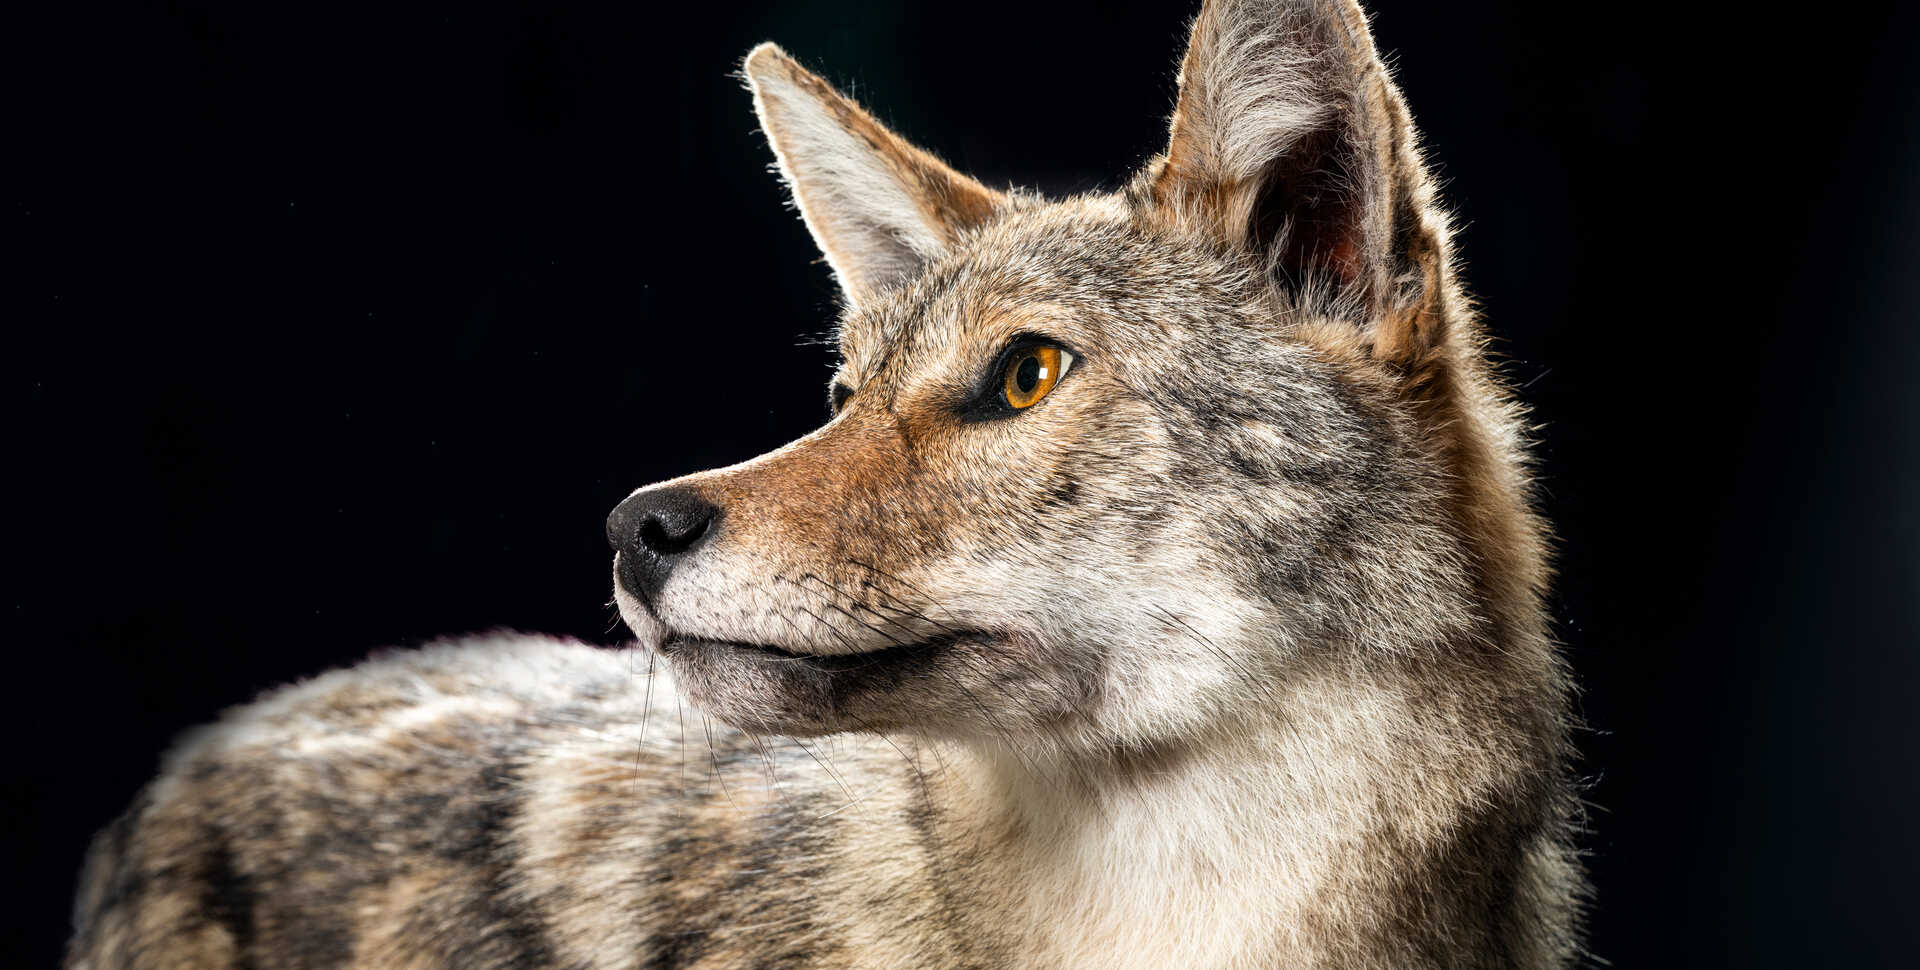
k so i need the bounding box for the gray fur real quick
[69,2,1585,967]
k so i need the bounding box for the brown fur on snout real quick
[675,407,934,567]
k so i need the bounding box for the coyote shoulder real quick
[68,1,1585,967]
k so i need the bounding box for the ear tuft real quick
[742,43,1003,307]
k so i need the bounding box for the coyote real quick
[67,1,1584,966]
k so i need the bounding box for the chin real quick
[654,631,988,736]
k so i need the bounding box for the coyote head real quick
[610,0,1539,756]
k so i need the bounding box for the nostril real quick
[638,508,711,556]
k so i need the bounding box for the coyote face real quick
[609,0,1497,760]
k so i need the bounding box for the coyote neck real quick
[916,649,1545,969]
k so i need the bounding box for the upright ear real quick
[1153,0,1450,365]
[743,44,1005,308]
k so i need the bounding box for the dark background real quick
[12,1,1918,964]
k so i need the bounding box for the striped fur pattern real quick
[68,2,1585,966]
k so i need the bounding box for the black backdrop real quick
[12,1,1919,965]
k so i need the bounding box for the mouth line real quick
[660,632,973,673]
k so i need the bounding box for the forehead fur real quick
[836,194,1270,381]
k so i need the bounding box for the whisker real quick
[676,694,688,789]
[850,712,930,793]
[791,736,867,819]
[639,651,658,748]
[632,650,657,799]
[845,559,968,636]
[791,602,865,654]
[796,572,922,644]
[703,714,739,811]
[743,717,785,798]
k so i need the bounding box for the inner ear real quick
[1149,0,1455,368]
[1248,126,1366,292]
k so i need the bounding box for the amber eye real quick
[1002,345,1075,410]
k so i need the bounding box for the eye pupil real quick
[1015,355,1041,393]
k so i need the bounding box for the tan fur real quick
[69,3,1584,967]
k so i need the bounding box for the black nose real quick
[606,486,719,602]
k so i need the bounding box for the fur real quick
[68,2,1586,967]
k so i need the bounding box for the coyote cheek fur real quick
[67,1,1585,967]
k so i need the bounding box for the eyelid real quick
[994,335,1073,376]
